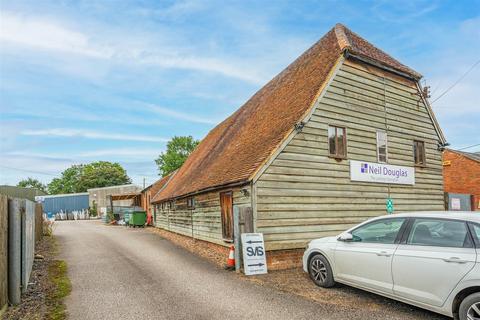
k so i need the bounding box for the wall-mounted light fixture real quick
[437,141,450,151]
[294,121,305,132]
[241,188,249,197]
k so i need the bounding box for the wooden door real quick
[220,192,233,241]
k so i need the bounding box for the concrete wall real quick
[8,198,22,305]
[88,185,141,214]
[0,186,46,202]
[8,198,37,304]
[22,201,35,293]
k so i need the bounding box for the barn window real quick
[328,126,347,158]
[186,197,195,209]
[377,130,388,163]
[413,140,426,166]
[220,192,233,241]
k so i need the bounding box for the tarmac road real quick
[55,220,447,320]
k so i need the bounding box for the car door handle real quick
[376,251,391,257]
[443,257,468,264]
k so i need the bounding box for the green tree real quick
[47,165,84,194]
[78,161,131,191]
[17,177,48,193]
[155,136,199,177]
[47,162,131,194]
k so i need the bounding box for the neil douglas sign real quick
[350,160,415,185]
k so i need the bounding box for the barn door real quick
[220,192,233,241]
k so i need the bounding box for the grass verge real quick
[2,236,72,320]
[46,260,71,320]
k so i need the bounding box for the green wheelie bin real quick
[124,212,131,227]
[130,211,147,228]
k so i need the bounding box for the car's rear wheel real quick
[308,254,335,288]
[459,292,480,320]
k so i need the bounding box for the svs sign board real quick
[241,233,268,276]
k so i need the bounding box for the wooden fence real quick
[35,203,43,243]
[0,196,43,311]
[0,195,8,314]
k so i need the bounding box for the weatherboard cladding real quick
[255,59,444,251]
[152,23,426,203]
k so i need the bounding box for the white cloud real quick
[0,153,160,186]
[4,147,162,161]
[0,12,112,58]
[21,128,168,142]
[0,11,264,84]
[78,148,162,158]
[1,102,167,127]
[142,103,220,125]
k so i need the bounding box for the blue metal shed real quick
[36,193,89,214]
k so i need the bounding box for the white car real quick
[303,212,480,320]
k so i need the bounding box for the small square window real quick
[328,126,347,158]
[377,131,388,163]
[414,140,426,166]
[186,197,195,209]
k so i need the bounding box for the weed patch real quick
[46,260,71,320]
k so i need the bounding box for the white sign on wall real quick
[350,160,415,185]
[451,198,461,210]
[241,233,268,276]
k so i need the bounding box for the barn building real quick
[151,24,446,269]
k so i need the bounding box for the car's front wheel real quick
[308,254,335,288]
[459,292,480,320]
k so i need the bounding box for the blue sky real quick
[1,0,479,187]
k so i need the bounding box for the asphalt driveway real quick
[55,220,448,320]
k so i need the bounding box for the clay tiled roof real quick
[149,172,175,202]
[152,23,421,203]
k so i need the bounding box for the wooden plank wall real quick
[256,59,444,251]
[155,187,250,246]
[35,203,43,243]
[0,195,8,312]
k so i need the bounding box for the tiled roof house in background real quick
[151,24,446,269]
[443,149,480,211]
[141,172,176,225]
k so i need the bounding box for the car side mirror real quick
[338,233,353,242]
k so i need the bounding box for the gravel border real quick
[148,227,448,320]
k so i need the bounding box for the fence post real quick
[35,203,43,243]
[22,201,35,293]
[8,198,23,305]
[0,195,8,313]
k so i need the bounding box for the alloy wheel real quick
[467,302,480,320]
[311,259,328,283]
